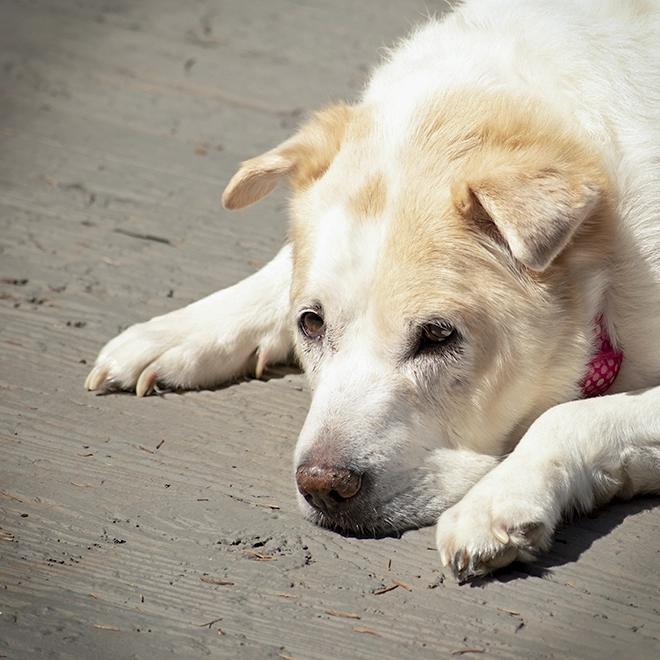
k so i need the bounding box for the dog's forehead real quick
[290,174,490,328]
[288,93,526,327]
[295,199,391,313]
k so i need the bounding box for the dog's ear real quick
[222,104,353,210]
[454,161,605,271]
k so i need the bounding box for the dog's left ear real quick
[223,103,353,210]
[454,161,606,271]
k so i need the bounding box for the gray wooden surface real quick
[1,1,659,658]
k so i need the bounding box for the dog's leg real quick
[436,386,660,580]
[85,244,294,395]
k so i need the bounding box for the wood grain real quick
[0,0,659,658]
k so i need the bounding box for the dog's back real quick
[369,1,660,176]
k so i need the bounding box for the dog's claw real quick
[449,545,518,581]
[439,521,548,581]
[454,549,469,573]
[85,365,108,392]
[135,367,158,397]
[492,525,510,544]
[439,548,450,567]
[255,346,270,380]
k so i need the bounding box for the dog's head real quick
[223,92,613,536]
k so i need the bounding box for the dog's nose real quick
[296,464,362,513]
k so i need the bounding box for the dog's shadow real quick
[472,496,659,586]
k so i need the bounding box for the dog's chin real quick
[296,492,443,539]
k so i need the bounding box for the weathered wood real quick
[1,1,659,657]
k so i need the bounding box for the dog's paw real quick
[435,483,553,581]
[85,300,291,396]
[86,247,295,396]
[85,319,169,396]
[85,313,240,396]
[85,313,289,396]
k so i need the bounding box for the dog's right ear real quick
[222,104,353,210]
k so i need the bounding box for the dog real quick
[85,0,660,580]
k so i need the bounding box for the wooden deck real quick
[0,0,659,657]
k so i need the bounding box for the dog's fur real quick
[86,0,660,579]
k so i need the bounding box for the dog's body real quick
[86,0,660,579]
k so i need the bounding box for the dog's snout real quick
[296,464,362,513]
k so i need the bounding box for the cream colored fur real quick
[86,0,660,579]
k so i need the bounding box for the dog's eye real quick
[417,321,456,354]
[422,321,455,342]
[300,310,325,340]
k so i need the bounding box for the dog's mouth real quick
[305,508,408,539]
[296,468,443,538]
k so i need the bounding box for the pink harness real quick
[580,316,623,397]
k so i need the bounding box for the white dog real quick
[85,0,660,579]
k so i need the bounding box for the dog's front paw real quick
[85,247,295,396]
[85,313,229,396]
[85,310,289,396]
[435,482,553,581]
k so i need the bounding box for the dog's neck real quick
[580,315,623,397]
